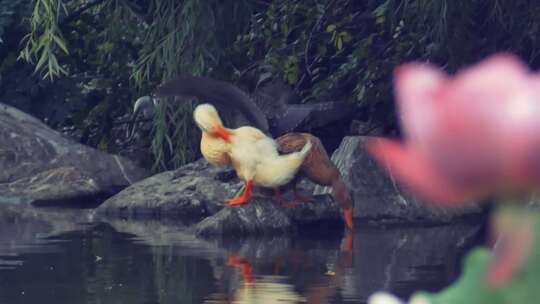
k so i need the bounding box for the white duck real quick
[193,103,312,205]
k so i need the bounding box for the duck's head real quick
[193,103,231,142]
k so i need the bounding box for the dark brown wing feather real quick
[276,132,309,153]
[277,132,353,210]
[154,75,269,132]
[276,133,338,186]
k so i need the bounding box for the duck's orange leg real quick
[343,207,354,230]
[226,180,253,206]
[341,234,353,253]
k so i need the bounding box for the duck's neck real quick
[200,132,231,167]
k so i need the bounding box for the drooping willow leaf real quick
[19,0,69,80]
[131,0,254,171]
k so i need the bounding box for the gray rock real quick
[193,194,347,237]
[194,198,293,237]
[0,103,149,206]
[97,135,485,236]
[97,159,242,219]
[98,158,348,234]
[284,194,343,224]
[314,136,484,224]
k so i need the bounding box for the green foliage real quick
[237,1,398,102]
[69,0,143,80]
[132,0,213,170]
[16,0,540,170]
[130,0,254,170]
[0,0,26,44]
[235,0,540,127]
[16,0,254,171]
[19,0,69,80]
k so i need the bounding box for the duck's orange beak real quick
[212,125,231,142]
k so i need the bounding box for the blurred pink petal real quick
[393,63,446,148]
[369,53,540,205]
[369,138,480,204]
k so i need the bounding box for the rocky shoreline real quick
[1,102,485,237]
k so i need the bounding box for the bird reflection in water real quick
[205,233,353,304]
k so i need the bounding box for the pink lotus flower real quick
[368,53,540,205]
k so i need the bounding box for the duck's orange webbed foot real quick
[226,181,253,206]
[226,196,250,206]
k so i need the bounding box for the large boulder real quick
[314,136,485,224]
[97,135,485,236]
[97,158,345,235]
[0,103,149,206]
[194,198,293,236]
[193,195,343,237]
[96,159,242,220]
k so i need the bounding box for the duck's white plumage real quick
[192,103,312,205]
[228,125,311,188]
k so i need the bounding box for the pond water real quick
[0,206,485,304]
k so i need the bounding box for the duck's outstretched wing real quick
[153,75,355,137]
[272,101,355,136]
[154,75,269,132]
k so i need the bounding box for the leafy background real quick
[2,0,540,171]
